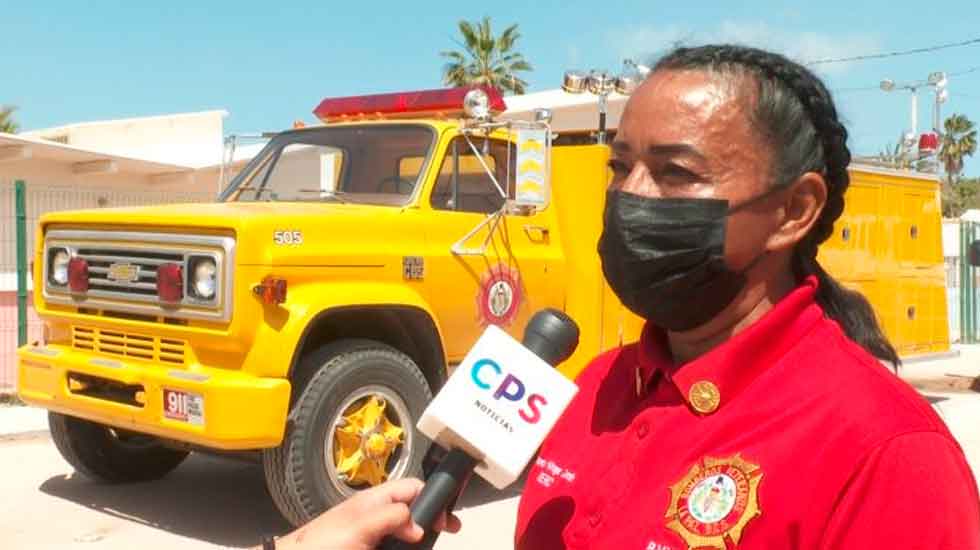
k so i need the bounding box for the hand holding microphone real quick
[381,308,580,549]
[264,478,459,550]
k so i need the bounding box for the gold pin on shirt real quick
[689,380,721,414]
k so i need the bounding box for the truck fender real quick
[281,282,448,396]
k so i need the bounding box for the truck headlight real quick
[189,256,217,300]
[49,248,71,286]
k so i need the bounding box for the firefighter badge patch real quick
[665,454,763,550]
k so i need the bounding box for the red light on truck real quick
[313,86,506,122]
[157,263,184,303]
[919,132,939,156]
[255,276,287,305]
[68,258,89,293]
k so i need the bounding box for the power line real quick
[951,66,980,78]
[833,86,881,94]
[805,37,980,66]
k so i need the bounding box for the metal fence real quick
[1,180,215,391]
[959,221,980,344]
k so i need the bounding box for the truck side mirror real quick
[512,128,551,211]
[970,240,980,267]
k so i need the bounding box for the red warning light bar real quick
[313,86,506,122]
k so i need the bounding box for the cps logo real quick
[470,358,548,424]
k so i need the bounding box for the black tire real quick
[263,339,433,526]
[48,412,189,483]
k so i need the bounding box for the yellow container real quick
[819,164,949,356]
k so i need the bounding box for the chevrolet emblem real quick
[107,263,140,283]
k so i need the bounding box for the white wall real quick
[945,220,961,258]
[1,160,159,189]
[22,111,227,169]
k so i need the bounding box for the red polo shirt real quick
[516,277,980,550]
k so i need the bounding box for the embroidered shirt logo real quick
[688,473,737,524]
[666,454,763,550]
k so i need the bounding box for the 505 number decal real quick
[274,230,303,245]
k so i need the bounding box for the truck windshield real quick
[221,125,436,206]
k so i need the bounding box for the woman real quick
[515,45,980,549]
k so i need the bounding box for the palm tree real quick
[939,113,977,184]
[0,105,18,133]
[441,17,532,95]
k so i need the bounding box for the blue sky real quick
[3,1,979,174]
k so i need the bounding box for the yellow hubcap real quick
[365,433,388,457]
[333,395,404,487]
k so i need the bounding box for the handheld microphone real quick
[381,308,579,549]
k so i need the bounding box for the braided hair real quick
[653,44,901,367]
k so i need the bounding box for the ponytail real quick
[794,254,901,367]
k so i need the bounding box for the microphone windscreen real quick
[522,308,580,366]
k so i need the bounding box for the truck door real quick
[421,135,562,363]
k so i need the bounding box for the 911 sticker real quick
[163,389,205,426]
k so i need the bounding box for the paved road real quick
[0,432,519,550]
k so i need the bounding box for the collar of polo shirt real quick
[634,276,824,414]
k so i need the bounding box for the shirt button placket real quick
[588,510,602,528]
[636,421,649,439]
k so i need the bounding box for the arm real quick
[257,478,460,550]
[820,431,980,549]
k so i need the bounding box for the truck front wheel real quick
[263,339,433,526]
[48,412,189,482]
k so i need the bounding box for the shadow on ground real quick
[39,451,523,547]
[40,453,292,548]
[925,394,951,405]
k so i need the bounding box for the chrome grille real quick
[72,326,187,364]
[43,230,235,322]
[77,248,184,298]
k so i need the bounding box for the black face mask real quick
[598,189,768,332]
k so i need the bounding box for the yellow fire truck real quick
[16,85,948,526]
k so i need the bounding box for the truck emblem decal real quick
[107,263,140,283]
[403,256,424,280]
[477,265,522,327]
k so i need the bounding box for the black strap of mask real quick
[728,184,790,276]
[727,183,788,215]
